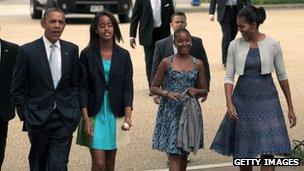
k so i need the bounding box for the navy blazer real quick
[0,39,18,121]
[79,44,133,118]
[11,38,80,129]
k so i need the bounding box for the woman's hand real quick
[226,102,238,120]
[166,92,181,101]
[200,96,208,103]
[188,87,200,97]
[122,110,132,131]
[288,110,297,128]
[83,120,93,137]
[153,95,161,105]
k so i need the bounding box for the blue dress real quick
[210,48,291,158]
[152,56,201,156]
[77,59,117,150]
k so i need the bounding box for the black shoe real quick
[222,64,226,70]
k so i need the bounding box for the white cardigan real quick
[225,36,287,85]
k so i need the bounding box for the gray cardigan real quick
[225,36,287,85]
[177,93,203,154]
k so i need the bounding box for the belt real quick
[105,85,111,90]
[226,5,237,9]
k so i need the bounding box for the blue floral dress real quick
[210,48,291,158]
[152,56,201,156]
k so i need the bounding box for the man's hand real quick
[209,14,215,21]
[130,38,136,49]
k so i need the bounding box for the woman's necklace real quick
[100,49,112,60]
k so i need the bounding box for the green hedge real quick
[201,0,304,4]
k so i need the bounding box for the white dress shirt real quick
[226,0,237,6]
[172,35,177,54]
[150,0,162,28]
[42,36,62,82]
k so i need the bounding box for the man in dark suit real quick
[0,32,18,169]
[209,0,251,67]
[129,0,174,92]
[11,8,80,171]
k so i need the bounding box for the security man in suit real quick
[11,8,80,171]
[129,0,174,94]
[209,0,251,68]
[0,29,18,169]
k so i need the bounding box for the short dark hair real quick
[237,5,266,29]
[42,7,65,21]
[171,11,187,22]
[86,10,122,50]
[173,27,191,40]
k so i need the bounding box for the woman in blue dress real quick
[76,11,133,171]
[151,28,208,171]
[210,6,297,171]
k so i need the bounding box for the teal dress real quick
[77,59,117,150]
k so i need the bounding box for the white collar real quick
[42,36,60,49]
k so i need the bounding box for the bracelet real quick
[82,118,89,123]
[162,90,167,97]
[164,90,170,97]
[202,89,208,94]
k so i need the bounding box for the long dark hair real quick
[238,5,266,29]
[86,10,123,50]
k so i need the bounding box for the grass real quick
[291,140,304,165]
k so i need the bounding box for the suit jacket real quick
[209,0,251,22]
[0,39,18,122]
[79,44,133,118]
[130,0,174,46]
[11,38,80,129]
[152,35,211,89]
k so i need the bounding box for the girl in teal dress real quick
[76,11,133,171]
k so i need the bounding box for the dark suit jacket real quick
[0,40,18,122]
[152,35,211,89]
[79,44,133,118]
[130,0,174,46]
[11,38,80,129]
[209,0,251,22]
